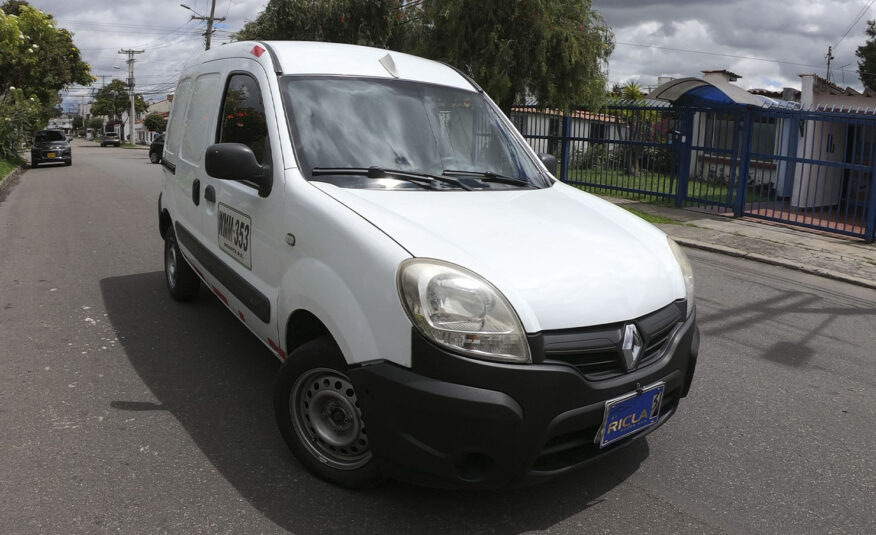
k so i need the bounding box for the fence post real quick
[734,109,754,217]
[560,115,572,182]
[866,161,876,242]
[674,108,694,207]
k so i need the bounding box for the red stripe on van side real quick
[212,286,228,305]
[268,338,286,360]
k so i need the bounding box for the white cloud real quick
[26,0,268,110]
[21,0,876,110]
[595,0,874,92]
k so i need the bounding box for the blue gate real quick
[511,102,876,242]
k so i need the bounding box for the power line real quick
[835,0,876,50]
[614,41,859,72]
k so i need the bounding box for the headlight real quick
[397,259,530,364]
[668,238,695,317]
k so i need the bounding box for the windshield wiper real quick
[312,166,471,190]
[442,169,535,188]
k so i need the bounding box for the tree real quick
[1,1,92,158]
[857,20,876,92]
[71,115,83,130]
[413,0,613,113]
[86,117,104,131]
[91,79,147,135]
[620,81,645,101]
[234,0,614,114]
[143,113,167,133]
[1,2,92,106]
[235,0,408,49]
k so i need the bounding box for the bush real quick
[0,89,41,162]
[573,143,624,170]
[639,146,674,174]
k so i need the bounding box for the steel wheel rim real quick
[290,368,371,470]
[166,238,177,289]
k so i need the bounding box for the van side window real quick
[181,73,220,163]
[219,74,269,164]
[164,78,191,157]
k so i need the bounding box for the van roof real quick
[182,40,476,92]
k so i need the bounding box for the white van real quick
[158,41,699,489]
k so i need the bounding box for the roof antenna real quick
[379,53,399,78]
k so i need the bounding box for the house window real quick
[510,112,528,136]
[590,122,607,141]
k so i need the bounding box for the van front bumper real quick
[349,307,698,490]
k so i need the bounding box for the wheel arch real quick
[284,309,338,363]
[159,195,172,239]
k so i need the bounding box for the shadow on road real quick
[101,271,649,534]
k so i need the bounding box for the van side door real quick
[200,62,285,347]
[162,74,222,267]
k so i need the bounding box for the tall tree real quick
[856,20,876,92]
[234,0,408,49]
[91,79,147,134]
[234,0,613,113]
[1,2,92,105]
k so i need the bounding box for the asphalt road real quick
[1,141,874,535]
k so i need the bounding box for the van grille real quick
[540,301,684,380]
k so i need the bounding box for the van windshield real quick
[281,76,548,190]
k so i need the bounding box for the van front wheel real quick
[274,337,382,489]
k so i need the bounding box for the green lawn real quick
[622,207,683,225]
[567,168,770,205]
[0,158,19,184]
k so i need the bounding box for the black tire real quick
[30,161,37,168]
[274,337,383,489]
[149,152,160,164]
[65,159,72,166]
[163,226,200,301]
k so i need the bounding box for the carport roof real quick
[647,77,773,107]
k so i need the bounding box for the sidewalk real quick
[607,197,876,290]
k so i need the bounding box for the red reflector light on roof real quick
[251,45,266,58]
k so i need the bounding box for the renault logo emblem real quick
[621,324,644,371]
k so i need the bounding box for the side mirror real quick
[205,143,272,197]
[538,153,558,176]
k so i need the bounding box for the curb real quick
[0,165,23,201]
[674,237,876,291]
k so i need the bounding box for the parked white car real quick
[158,41,699,489]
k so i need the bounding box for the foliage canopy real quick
[856,20,876,92]
[91,79,148,128]
[1,1,92,105]
[144,113,167,133]
[234,0,614,113]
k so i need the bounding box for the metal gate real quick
[511,103,876,242]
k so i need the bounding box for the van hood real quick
[312,182,687,331]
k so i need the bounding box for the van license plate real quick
[598,382,664,448]
[217,203,252,269]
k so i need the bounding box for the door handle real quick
[204,185,216,203]
[192,179,200,206]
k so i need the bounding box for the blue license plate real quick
[598,382,665,448]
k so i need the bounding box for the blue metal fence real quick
[511,102,876,242]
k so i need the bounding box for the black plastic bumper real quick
[348,310,699,490]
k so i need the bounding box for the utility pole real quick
[826,46,835,83]
[119,49,144,144]
[181,1,225,50]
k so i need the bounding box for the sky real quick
[22,0,876,112]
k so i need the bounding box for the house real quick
[47,114,73,134]
[509,106,622,160]
[648,70,874,211]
